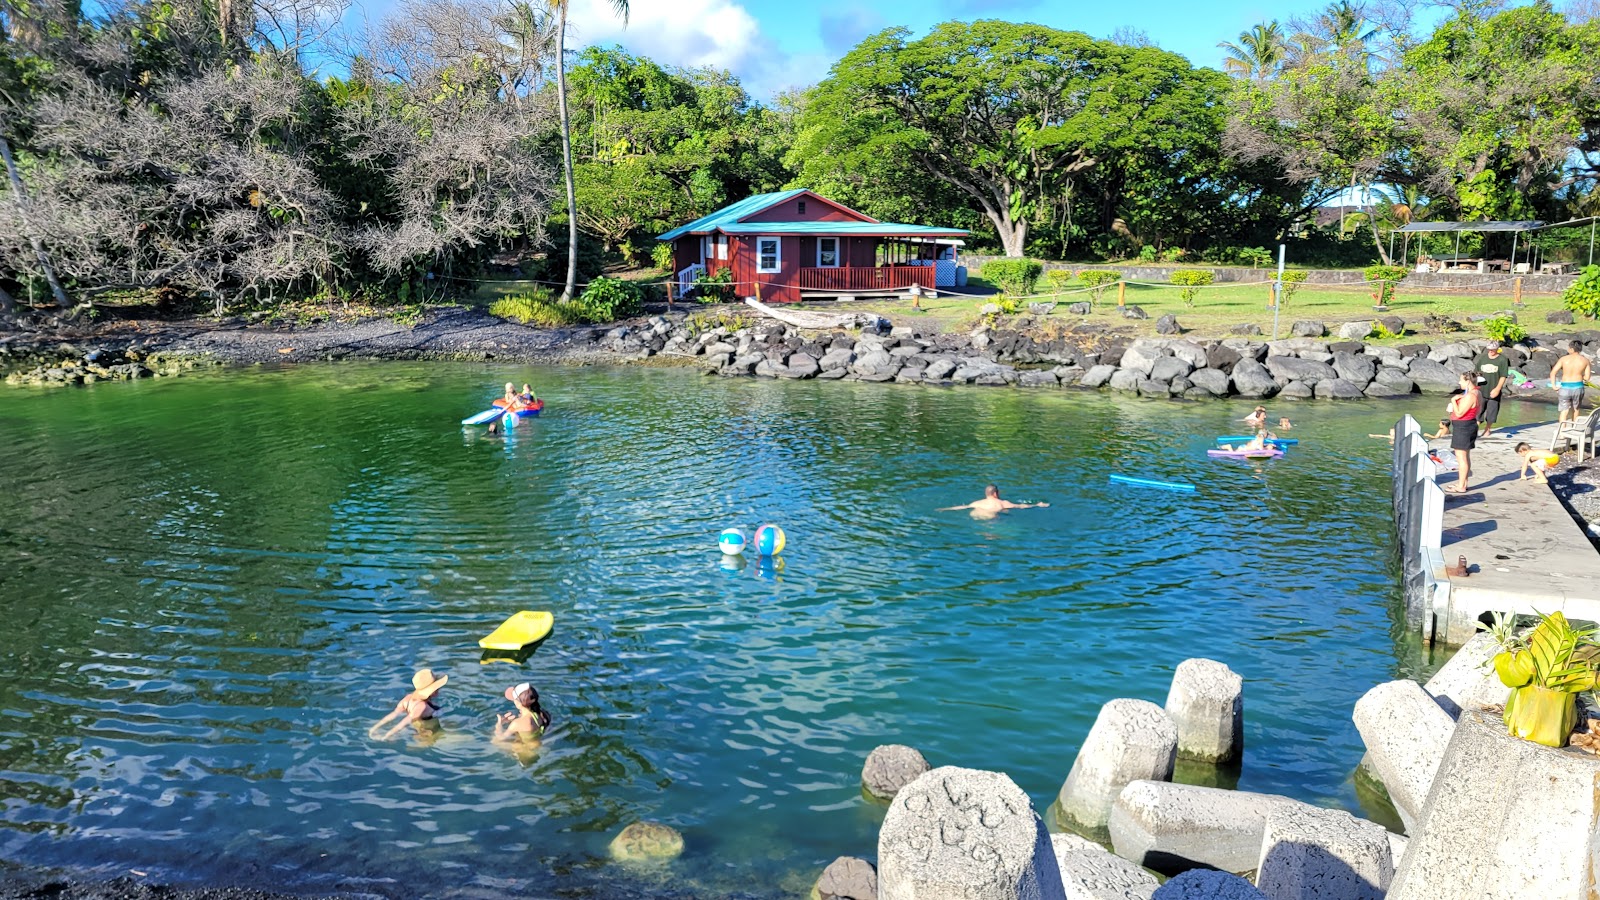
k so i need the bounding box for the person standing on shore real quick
[1549,341,1593,428]
[1472,341,1509,437]
[1445,374,1481,494]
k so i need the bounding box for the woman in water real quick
[493,682,551,745]
[370,668,448,740]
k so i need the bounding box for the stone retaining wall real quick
[964,256,1578,294]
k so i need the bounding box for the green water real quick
[0,365,1483,896]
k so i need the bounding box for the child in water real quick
[370,669,448,740]
[1515,443,1557,484]
[493,682,551,745]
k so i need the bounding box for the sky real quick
[552,0,1341,100]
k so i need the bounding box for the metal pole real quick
[1511,232,1518,272]
[1272,244,1285,340]
[1590,221,1595,267]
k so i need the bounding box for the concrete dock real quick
[1426,420,1600,643]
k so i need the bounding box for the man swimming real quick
[1549,341,1593,428]
[938,484,1049,518]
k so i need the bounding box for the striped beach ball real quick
[753,524,786,556]
[718,528,746,556]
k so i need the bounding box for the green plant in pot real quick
[1489,611,1600,747]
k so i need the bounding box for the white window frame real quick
[756,236,781,274]
[699,236,709,264]
[715,234,728,260]
[817,237,840,268]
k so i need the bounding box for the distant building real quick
[657,189,968,303]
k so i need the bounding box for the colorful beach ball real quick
[718,528,746,556]
[753,524,786,556]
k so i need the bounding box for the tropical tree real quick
[552,0,628,301]
[1296,0,1378,57]
[1218,22,1287,80]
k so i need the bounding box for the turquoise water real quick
[0,365,1484,896]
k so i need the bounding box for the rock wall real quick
[964,257,1580,295]
[582,314,1600,404]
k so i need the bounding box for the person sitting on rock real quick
[938,485,1049,519]
[494,682,551,744]
[370,669,448,741]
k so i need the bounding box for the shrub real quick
[1169,269,1214,307]
[1363,264,1408,307]
[1563,265,1600,320]
[1043,269,1076,294]
[1159,247,1186,264]
[695,265,735,303]
[1137,244,1158,263]
[1076,269,1121,305]
[1482,315,1528,344]
[489,290,588,327]
[1241,246,1273,268]
[981,258,1044,296]
[576,277,643,322]
[1275,270,1308,306]
[651,242,674,273]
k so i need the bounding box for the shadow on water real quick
[0,364,1492,897]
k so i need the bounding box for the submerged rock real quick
[862,744,931,802]
[609,821,685,863]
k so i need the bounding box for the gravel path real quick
[1550,449,1600,549]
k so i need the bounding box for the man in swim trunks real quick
[1472,341,1509,437]
[939,485,1049,519]
[1549,341,1593,428]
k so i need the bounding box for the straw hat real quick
[411,668,448,699]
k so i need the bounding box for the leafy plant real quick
[981,258,1044,296]
[1137,245,1158,263]
[489,290,587,326]
[995,295,1023,315]
[1563,265,1600,320]
[576,277,643,322]
[1274,270,1308,307]
[1371,320,1404,340]
[1159,247,1186,264]
[695,266,735,304]
[1044,269,1076,294]
[1482,315,1527,344]
[686,311,752,337]
[1488,611,1600,747]
[1241,246,1273,268]
[1364,264,1409,307]
[651,242,674,273]
[390,303,426,327]
[1170,269,1214,307]
[1077,269,1121,305]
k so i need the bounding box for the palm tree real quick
[1300,1,1377,58]
[1218,22,1287,81]
[553,0,629,301]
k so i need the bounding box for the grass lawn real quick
[835,278,1575,342]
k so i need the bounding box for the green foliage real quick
[1169,269,1215,307]
[1489,611,1599,747]
[695,265,735,304]
[1482,315,1527,344]
[576,277,644,322]
[1043,270,1077,294]
[524,232,608,289]
[1159,248,1187,264]
[1275,270,1308,306]
[489,290,585,326]
[981,259,1044,296]
[686,311,753,336]
[1363,264,1408,307]
[1371,320,1404,340]
[1563,266,1600,320]
[1076,269,1121,304]
[390,304,426,328]
[651,242,674,272]
[1137,245,1159,263]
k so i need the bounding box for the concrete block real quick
[1255,804,1393,900]
[1108,780,1307,875]
[1419,632,1502,718]
[863,744,932,802]
[1388,708,1600,900]
[1351,680,1454,833]
[1057,700,1177,833]
[1149,870,1266,899]
[1163,658,1243,764]
[879,766,1066,900]
[1048,833,1158,900]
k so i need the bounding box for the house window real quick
[817,237,839,267]
[798,200,806,214]
[715,234,727,259]
[757,237,781,273]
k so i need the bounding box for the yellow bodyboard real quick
[479,610,554,651]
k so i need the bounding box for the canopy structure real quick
[1390,217,1598,270]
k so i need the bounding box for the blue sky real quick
[549,0,1343,100]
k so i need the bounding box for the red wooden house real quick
[657,189,969,304]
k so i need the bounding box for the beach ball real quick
[753,524,786,556]
[718,528,746,556]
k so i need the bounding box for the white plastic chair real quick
[1551,408,1600,461]
[1513,262,1532,275]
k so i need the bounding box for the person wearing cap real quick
[493,682,551,744]
[370,668,448,740]
[1472,341,1510,437]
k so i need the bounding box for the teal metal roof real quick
[655,189,807,241]
[719,222,969,237]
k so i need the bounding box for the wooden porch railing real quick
[795,265,928,292]
[676,263,706,297]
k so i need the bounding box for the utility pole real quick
[1272,244,1285,341]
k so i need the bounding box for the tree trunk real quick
[0,130,71,308]
[556,10,579,301]
[984,210,1028,258]
[1367,206,1391,265]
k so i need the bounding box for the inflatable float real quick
[493,397,544,417]
[462,408,506,426]
[1109,474,1197,492]
[479,610,554,651]
[1216,435,1297,446]
[1208,447,1285,460]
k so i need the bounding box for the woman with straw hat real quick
[370,668,448,740]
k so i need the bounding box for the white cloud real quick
[566,0,765,73]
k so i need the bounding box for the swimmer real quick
[1427,419,1450,440]
[1242,406,1267,430]
[938,484,1049,519]
[493,683,551,744]
[1277,417,1293,430]
[370,668,448,741]
[1515,443,1556,484]
[502,382,519,407]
